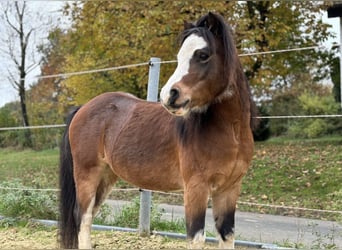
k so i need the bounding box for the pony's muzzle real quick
[161,88,190,116]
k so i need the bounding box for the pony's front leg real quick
[184,179,209,249]
[211,183,241,249]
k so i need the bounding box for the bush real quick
[270,90,340,139]
[304,119,329,138]
[288,119,329,139]
[298,93,339,116]
[0,131,21,148]
[30,128,63,150]
[269,92,302,136]
[0,128,63,150]
[0,180,58,220]
[286,93,340,138]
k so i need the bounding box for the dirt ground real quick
[0,226,228,249]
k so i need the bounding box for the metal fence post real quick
[339,17,342,110]
[139,57,161,236]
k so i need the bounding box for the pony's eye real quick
[194,49,210,63]
[198,52,209,62]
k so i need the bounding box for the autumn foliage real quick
[0,1,341,148]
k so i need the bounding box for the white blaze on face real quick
[160,34,208,104]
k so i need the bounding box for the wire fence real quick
[20,44,340,81]
[0,185,341,216]
[0,124,66,131]
[1,114,342,131]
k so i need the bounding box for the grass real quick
[240,136,342,221]
[0,148,59,188]
[0,136,341,221]
[94,197,186,233]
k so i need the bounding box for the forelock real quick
[179,27,215,53]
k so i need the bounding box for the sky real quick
[0,3,341,108]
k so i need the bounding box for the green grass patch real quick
[0,148,59,188]
[240,136,342,221]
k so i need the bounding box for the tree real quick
[0,1,57,147]
[43,1,334,115]
[0,2,38,146]
[329,53,341,105]
[29,28,67,124]
[233,1,333,99]
[56,1,236,107]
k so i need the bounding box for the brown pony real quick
[59,12,256,249]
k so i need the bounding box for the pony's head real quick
[160,12,240,116]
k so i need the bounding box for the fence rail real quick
[0,185,341,215]
[1,114,342,131]
[20,44,340,81]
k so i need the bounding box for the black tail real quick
[59,107,81,249]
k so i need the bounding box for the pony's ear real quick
[205,12,222,37]
[184,20,195,30]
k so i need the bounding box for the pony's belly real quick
[111,163,184,192]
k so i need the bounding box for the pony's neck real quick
[213,82,234,105]
[211,87,250,128]
[213,70,252,129]
[175,93,247,145]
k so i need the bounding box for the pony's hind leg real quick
[75,164,117,249]
[184,178,209,249]
[93,166,118,216]
[78,196,95,249]
[211,184,241,249]
[75,165,101,249]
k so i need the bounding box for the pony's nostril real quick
[170,88,179,99]
[169,88,180,105]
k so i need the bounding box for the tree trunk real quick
[16,2,32,147]
[19,81,32,147]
